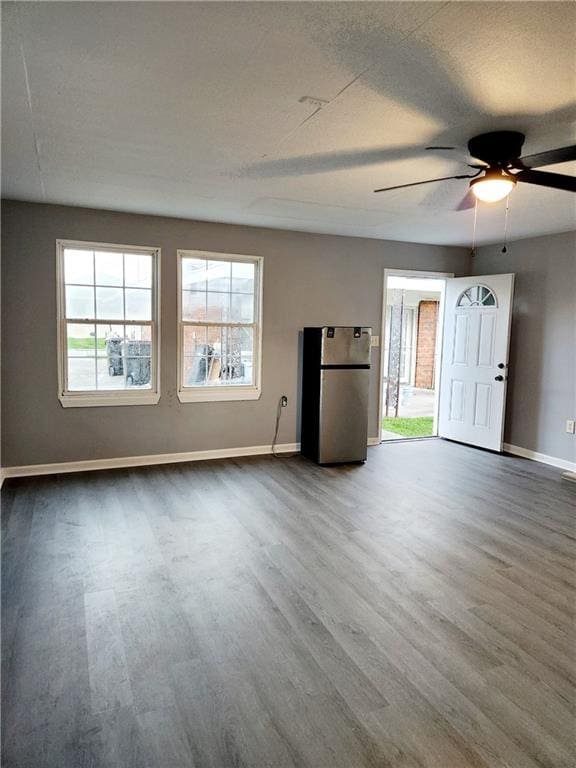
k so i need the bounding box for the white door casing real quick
[438,274,515,452]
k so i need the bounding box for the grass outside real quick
[68,338,106,350]
[382,416,434,437]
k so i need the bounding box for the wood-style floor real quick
[2,439,575,767]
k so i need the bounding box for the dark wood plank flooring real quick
[2,439,575,767]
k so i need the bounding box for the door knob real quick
[497,363,505,369]
[494,375,504,381]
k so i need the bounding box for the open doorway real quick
[380,270,451,441]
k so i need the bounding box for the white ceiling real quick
[2,1,575,246]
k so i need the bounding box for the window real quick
[457,285,497,307]
[57,240,160,407]
[178,250,263,402]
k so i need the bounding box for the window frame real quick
[456,284,498,308]
[56,239,161,408]
[177,249,263,403]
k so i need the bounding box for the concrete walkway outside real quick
[382,385,437,440]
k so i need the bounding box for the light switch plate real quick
[371,335,380,347]
[566,419,575,434]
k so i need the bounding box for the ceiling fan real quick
[374,131,576,209]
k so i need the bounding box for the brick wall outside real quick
[414,300,439,389]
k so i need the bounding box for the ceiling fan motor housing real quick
[468,131,526,168]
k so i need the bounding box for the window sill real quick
[178,386,261,403]
[59,392,161,408]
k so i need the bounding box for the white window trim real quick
[177,249,263,403]
[56,239,161,408]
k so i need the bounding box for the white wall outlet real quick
[371,335,380,347]
[566,419,575,434]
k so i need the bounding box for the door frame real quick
[378,268,454,442]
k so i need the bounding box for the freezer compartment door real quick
[320,327,371,366]
[318,368,369,463]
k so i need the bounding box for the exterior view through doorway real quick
[380,270,450,441]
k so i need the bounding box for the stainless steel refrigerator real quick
[301,326,371,464]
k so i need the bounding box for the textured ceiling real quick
[2,1,575,245]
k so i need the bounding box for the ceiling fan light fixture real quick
[470,168,516,203]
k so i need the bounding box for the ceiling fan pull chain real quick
[470,198,478,257]
[502,196,511,254]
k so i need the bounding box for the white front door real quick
[438,274,514,451]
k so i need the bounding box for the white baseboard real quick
[2,439,571,483]
[0,442,301,480]
[503,443,576,473]
[0,438,386,482]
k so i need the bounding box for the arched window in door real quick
[457,285,497,307]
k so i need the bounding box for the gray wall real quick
[1,200,468,467]
[474,231,576,464]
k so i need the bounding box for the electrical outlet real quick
[566,419,575,434]
[371,335,380,348]
[281,395,288,407]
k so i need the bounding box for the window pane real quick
[183,356,208,386]
[64,249,93,285]
[182,258,206,291]
[213,326,230,383]
[206,326,225,383]
[182,327,214,386]
[230,293,254,323]
[96,357,126,390]
[67,323,96,354]
[458,285,496,308]
[183,326,207,356]
[232,261,254,293]
[96,287,124,320]
[125,288,151,321]
[206,260,231,292]
[182,326,207,386]
[96,324,125,389]
[182,290,206,321]
[126,324,152,343]
[66,285,94,318]
[209,325,253,386]
[67,357,96,391]
[124,253,152,288]
[233,326,254,385]
[206,292,230,323]
[95,357,151,390]
[95,251,123,286]
[181,324,255,387]
[123,355,151,388]
[94,325,152,390]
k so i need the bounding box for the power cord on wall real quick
[271,395,296,458]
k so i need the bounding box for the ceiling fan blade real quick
[515,169,576,192]
[515,145,576,170]
[374,173,476,194]
[455,190,476,211]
